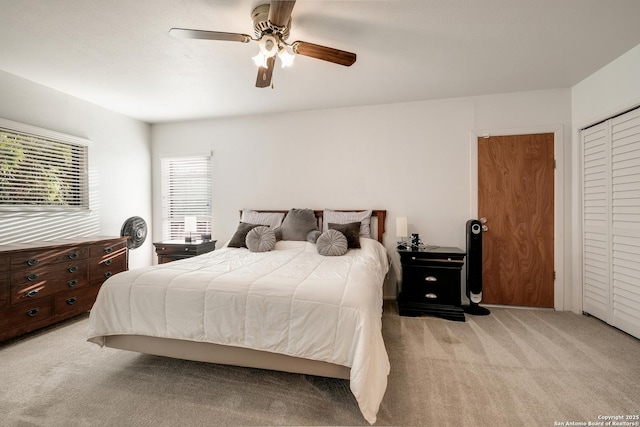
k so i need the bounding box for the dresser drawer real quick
[10,261,89,305]
[90,254,127,285]
[0,299,54,330]
[402,266,461,306]
[54,286,100,315]
[0,272,8,308]
[11,246,89,269]
[89,239,127,259]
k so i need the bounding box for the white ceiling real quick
[1,0,640,124]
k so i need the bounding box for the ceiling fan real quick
[169,0,357,88]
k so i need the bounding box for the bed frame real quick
[103,210,386,379]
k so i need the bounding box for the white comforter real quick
[87,238,390,424]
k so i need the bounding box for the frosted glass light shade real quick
[396,217,408,238]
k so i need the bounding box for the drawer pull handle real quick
[104,272,112,279]
[26,258,39,266]
[26,308,40,317]
[67,279,78,287]
[104,259,112,266]
[68,266,79,273]
[26,273,39,282]
[425,276,438,282]
[25,289,39,298]
[68,252,78,259]
[184,248,190,252]
[425,293,438,299]
[66,297,78,305]
[104,247,113,254]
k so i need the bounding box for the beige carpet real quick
[1,302,639,426]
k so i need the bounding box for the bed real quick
[87,209,390,424]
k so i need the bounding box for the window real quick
[0,119,89,210]
[161,153,212,241]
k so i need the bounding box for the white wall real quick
[152,88,572,301]
[0,70,153,269]
[570,43,640,313]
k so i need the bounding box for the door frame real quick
[469,125,565,310]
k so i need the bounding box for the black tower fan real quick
[463,219,490,315]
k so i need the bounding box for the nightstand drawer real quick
[153,240,216,264]
[400,254,465,267]
[155,245,196,256]
[402,266,461,306]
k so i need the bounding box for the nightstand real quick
[397,246,466,322]
[153,240,216,264]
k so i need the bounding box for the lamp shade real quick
[396,217,408,238]
[184,216,197,233]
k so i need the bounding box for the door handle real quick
[480,217,489,232]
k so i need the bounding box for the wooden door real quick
[478,133,554,307]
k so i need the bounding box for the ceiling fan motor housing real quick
[252,4,290,40]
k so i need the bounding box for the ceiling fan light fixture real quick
[278,45,295,68]
[258,35,279,57]
[252,52,267,68]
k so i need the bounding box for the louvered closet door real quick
[610,109,640,338]
[582,122,611,322]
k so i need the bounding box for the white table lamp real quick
[184,216,197,242]
[396,217,408,249]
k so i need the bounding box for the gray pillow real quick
[245,226,276,252]
[322,209,372,238]
[306,230,321,243]
[328,222,361,249]
[228,222,261,248]
[316,229,348,256]
[278,208,319,241]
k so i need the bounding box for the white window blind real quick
[161,154,212,241]
[0,123,89,210]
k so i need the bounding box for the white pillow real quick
[241,210,285,229]
[322,209,372,238]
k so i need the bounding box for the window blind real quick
[161,154,212,241]
[0,126,88,209]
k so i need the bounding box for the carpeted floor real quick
[1,302,639,426]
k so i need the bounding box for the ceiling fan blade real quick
[256,56,276,88]
[169,28,251,43]
[292,41,356,66]
[268,0,296,28]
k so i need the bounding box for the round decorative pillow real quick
[245,226,276,252]
[316,229,348,256]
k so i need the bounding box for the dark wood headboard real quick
[239,210,387,244]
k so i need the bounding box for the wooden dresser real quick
[0,236,128,342]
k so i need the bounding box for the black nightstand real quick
[153,240,217,264]
[397,246,466,322]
